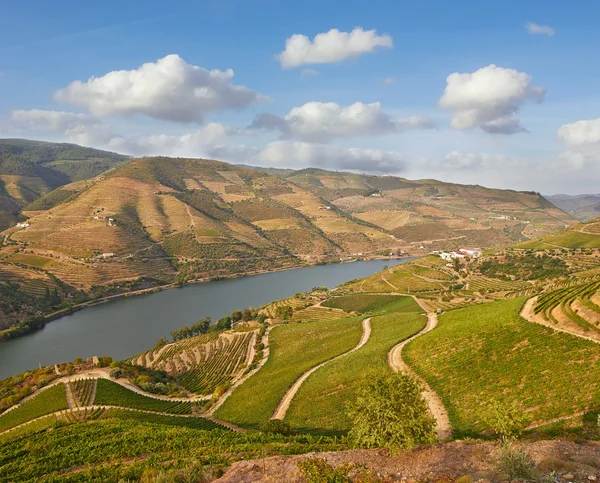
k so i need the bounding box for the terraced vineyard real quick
[534,280,600,332]
[0,384,69,432]
[290,306,348,322]
[466,277,531,293]
[286,305,425,434]
[93,379,193,414]
[214,316,364,428]
[260,295,314,318]
[132,331,255,394]
[70,378,96,407]
[101,408,226,430]
[404,298,600,436]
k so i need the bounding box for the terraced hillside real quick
[131,331,255,394]
[0,154,576,337]
[0,139,126,230]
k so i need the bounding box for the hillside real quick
[2,221,600,480]
[0,138,127,230]
[547,193,600,221]
[0,154,576,337]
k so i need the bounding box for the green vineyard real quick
[0,384,69,432]
[132,331,255,394]
[93,379,193,414]
[534,280,600,332]
[70,378,96,407]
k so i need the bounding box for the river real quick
[0,259,410,379]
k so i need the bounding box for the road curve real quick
[271,317,372,421]
[387,302,452,440]
[520,296,600,345]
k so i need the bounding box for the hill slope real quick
[0,155,575,336]
[546,193,600,221]
[0,138,127,230]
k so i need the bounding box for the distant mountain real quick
[0,138,127,230]
[546,193,600,221]
[0,153,576,336]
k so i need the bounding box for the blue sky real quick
[2,0,600,194]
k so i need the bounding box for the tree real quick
[347,371,436,451]
[275,305,293,321]
[231,310,243,322]
[482,398,528,442]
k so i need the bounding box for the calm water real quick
[0,259,410,379]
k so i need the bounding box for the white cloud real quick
[256,141,409,173]
[381,77,395,85]
[250,101,434,143]
[53,54,266,123]
[526,22,555,36]
[277,27,392,69]
[301,69,320,77]
[10,109,253,158]
[558,118,600,146]
[440,151,538,170]
[438,64,546,134]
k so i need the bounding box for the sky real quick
[1,0,600,195]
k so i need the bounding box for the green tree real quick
[347,371,436,451]
[275,305,293,321]
[482,398,528,442]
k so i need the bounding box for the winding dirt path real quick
[387,302,452,440]
[520,297,600,345]
[271,318,372,421]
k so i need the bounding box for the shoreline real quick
[1,255,414,343]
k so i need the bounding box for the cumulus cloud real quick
[526,22,555,36]
[53,54,266,123]
[277,27,392,69]
[250,101,434,143]
[256,141,409,173]
[558,118,600,146]
[440,151,538,170]
[301,69,320,77]
[438,64,546,134]
[10,109,252,158]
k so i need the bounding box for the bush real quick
[495,442,534,481]
[260,419,293,435]
[347,371,436,451]
[483,399,528,441]
[109,368,122,379]
[297,458,381,483]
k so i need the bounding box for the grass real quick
[321,294,420,314]
[403,297,600,437]
[214,316,364,428]
[285,310,426,434]
[101,408,225,430]
[0,384,68,432]
[518,231,600,249]
[0,419,346,482]
[93,379,192,414]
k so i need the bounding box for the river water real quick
[0,259,409,379]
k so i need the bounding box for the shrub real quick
[109,368,123,379]
[347,371,436,451]
[260,419,293,435]
[482,399,528,442]
[495,442,534,481]
[297,458,381,483]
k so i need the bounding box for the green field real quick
[94,379,192,414]
[285,310,426,434]
[214,316,364,428]
[321,294,420,314]
[518,231,600,249]
[0,384,68,432]
[404,297,600,436]
[0,419,346,482]
[101,408,225,430]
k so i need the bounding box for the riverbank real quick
[0,255,412,343]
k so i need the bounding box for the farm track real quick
[387,300,452,440]
[520,297,600,345]
[208,327,273,416]
[271,317,372,421]
[0,404,243,436]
